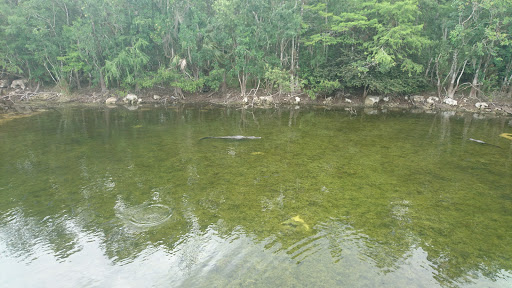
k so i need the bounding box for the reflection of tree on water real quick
[0,208,79,262]
[0,107,511,286]
[176,208,204,274]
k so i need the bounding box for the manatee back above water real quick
[200,135,261,140]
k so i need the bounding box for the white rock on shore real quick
[475,102,488,109]
[411,95,424,103]
[365,96,380,106]
[426,96,440,104]
[124,94,138,105]
[105,97,117,105]
[443,98,458,106]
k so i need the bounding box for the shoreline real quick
[2,88,512,122]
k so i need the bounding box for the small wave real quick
[116,203,172,228]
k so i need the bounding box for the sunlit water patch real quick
[0,106,511,287]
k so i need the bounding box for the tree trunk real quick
[99,69,107,92]
[502,61,512,93]
[26,60,32,80]
[290,36,296,92]
[435,54,442,98]
[280,39,285,67]
[91,19,106,93]
[446,51,467,99]
[446,50,459,98]
[221,71,227,94]
[238,70,247,97]
[75,70,81,90]
[469,65,480,99]
[174,87,184,99]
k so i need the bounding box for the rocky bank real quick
[1,82,512,122]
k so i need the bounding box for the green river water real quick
[0,105,511,287]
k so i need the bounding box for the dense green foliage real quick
[1,0,512,98]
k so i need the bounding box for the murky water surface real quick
[1,106,511,287]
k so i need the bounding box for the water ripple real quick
[115,202,173,229]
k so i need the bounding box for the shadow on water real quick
[0,105,511,287]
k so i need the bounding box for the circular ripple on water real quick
[118,203,173,228]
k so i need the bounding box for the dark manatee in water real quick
[200,135,261,140]
[468,138,501,148]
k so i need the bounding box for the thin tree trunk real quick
[174,87,184,99]
[221,70,227,94]
[425,57,433,79]
[99,69,107,92]
[280,39,285,67]
[290,36,295,92]
[446,50,459,98]
[469,65,480,99]
[91,19,106,93]
[502,61,512,92]
[75,70,81,90]
[446,51,467,99]
[238,70,247,97]
[26,60,32,80]
[435,54,442,98]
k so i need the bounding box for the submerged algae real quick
[0,106,511,287]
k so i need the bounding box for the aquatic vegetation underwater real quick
[0,106,511,287]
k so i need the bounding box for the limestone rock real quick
[10,79,27,90]
[105,97,117,105]
[411,95,425,103]
[322,97,332,105]
[443,98,458,106]
[475,102,488,109]
[364,96,380,106]
[426,96,440,104]
[258,95,274,105]
[0,79,8,88]
[123,93,138,105]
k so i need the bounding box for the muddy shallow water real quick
[1,106,511,287]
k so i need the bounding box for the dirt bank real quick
[2,86,512,122]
